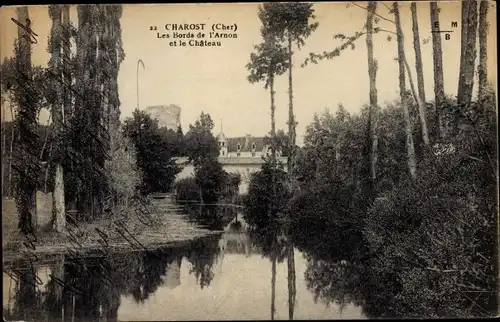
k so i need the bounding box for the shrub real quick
[123,110,181,195]
[363,95,498,318]
[194,158,227,204]
[105,120,142,211]
[220,172,241,203]
[243,160,290,229]
[174,177,200,202]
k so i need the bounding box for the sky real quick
[0,2,497,145]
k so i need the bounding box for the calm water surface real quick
[3,203,365,321]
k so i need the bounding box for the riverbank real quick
[2,198,223,264]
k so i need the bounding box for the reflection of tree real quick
[164,255,183,289]
[184,204,226,231]
[249,225,287,320]
[286,238,296,320]
[63,259,110,320]
[130,250,171,303]
[289,200,372,318]
[44,255,65,320]
[289,188,367,263]
[5,236,222,320]
[296,217,389,319]
[271,254,276,320]
[250,226,287,263]
[304,254,366,311]
[186,235,221,289]
[11,262,42,321]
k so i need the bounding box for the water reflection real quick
[3,204,365,321]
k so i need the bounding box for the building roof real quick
[226,136,267,152]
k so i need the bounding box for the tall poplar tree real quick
[48,5,66,232]
[67,4,114,218]
[366,1,379,185]
[247,21,289,211]
[457,0,478,105]
[394,2,417,178]
[411,2,426,104]
[259,3,318,174]
[477,0,489,102]
[430,2,446,139]
[256,6,317,315]
[13,6,41,234]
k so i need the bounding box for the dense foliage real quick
[291,93,497,318]
[174,177,200,202]
[123,110,181,195]
[184,112,230,204]
[1,121,52,196]
[263,129,291,157]
[243,89,497,318]
[362,92,498,318]
[243,160,290,229]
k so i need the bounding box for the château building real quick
[217,126,281,158]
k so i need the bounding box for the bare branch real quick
[374,27,397,36]
[301,28,366,67]
[382,2,392,13]
[350,1,396,25]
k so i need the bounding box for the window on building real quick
[252,143,256,150]
[237,143,241,151]
[222,151,225,156]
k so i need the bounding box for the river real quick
[2,202,366,321]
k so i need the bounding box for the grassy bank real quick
[2,198,222,264]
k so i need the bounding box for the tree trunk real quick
[366,1,378,182]
[394,2,417,179]
[8,105,15,198]
[389,3,430,146]
[15,6,38,235]
[458,0,470,103]
[49,5,66,233]
[457,0,479,105]
[270,74,276,160]
[61,4,71,214]
[107,5,124,127]
[271,256,276,320]
[387,3,430,146]
[287,242,296,320]
[62,5,72,120]
[411,2,426,103]
[270,74,277,217]
[430,2,446,139]
[403,52,430,146]
[53,165,65,232]
[477,0,488,101]
[1,98,5,196]
[287,34,295,175]
[411,2,431,145]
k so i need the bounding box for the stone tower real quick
[145,104,181,130]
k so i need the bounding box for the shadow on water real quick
[3,203,367,321]
[3,234,222,322]
[180,202,243,232]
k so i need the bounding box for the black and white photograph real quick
[1,1,498,320]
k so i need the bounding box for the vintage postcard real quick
[1,1,498,321]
